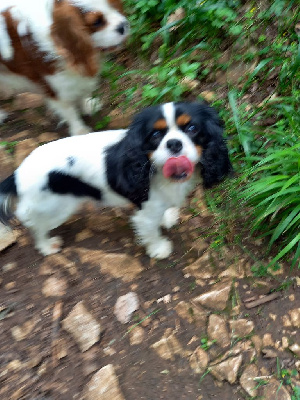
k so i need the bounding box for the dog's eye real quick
[93,16,105,27]
[185,124,199,137]
[151,131,164,140]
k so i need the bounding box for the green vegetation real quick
[101,0,300,267]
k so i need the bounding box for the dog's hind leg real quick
[15,194,82,256]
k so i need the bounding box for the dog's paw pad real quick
[162,207,180,229]
[147,238,173,260]
[37,236,63,256]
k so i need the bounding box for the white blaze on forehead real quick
[0,14,14,60]
[162,102,176,129]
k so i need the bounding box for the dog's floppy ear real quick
[106,117,151,208]
[199,105,233,188]
[51,1,98,77]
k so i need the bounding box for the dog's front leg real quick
[131,201,173,260]
[46,98,91,136]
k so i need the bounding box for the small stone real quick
[75,229,93,242]
[7,360,22,371]
[11,318,37,341]
[219,263,245,279]
[151,328,185,360]
[2,262,17,272]
[193,279,232,311]
[200,91,216,102]
[129,326,145,345]
[42,276,68,297]
[263,380,291,400]
[166,7,185,31]
[85,364,125,400]
[262,348,278,358]
[240,364,258,397]
[289,294,295,302]
[289,343,300,357]
[5,281,16,290]
[14,139,38,167]
[229,319,254,338]
[0,225,18,252]
[282,315,292,327]
[207,314,230,348]
[210,355,243,384]
[282,337,289,349]
[289,309,300,328]
[114,292,139,324]
[189,347,209,374]
[262,333,274,347]
[62,301,101,352]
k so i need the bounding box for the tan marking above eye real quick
[176,113,191,126]
[153,119,167,130]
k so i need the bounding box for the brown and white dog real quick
[0,0,129,135]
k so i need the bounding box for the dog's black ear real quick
[199,105,233,188]
[106,120,151,208]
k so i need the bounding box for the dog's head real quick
[51,0,129,76]
[106,102,233,207]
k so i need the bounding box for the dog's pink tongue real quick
[162,156,194,180]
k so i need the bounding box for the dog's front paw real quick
[81,97,102,116]
[70,123,92,136]
[36,236,63,256]
[146,238,173,260]
[162,207,180,229]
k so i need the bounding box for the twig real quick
[244,292,280,309]
[51,300,63,367]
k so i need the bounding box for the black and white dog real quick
[0,102,232,259]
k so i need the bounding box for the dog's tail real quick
[0,174,17,226]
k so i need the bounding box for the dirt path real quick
[0,98,299,400]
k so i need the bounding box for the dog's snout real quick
[116,21,130,36]
[166,139,183,154]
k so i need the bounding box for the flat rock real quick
[78,249,144,282]
[11,318,37,341]
[129,326,145,345]
[114,292,139,324]
[42,276,68,297]
[14,138,38,167]
[107,109,133,129]
[175,301,208,327]
[85,364,125,400]
[192,279,232,311]
[210,354,243,384]
[240,364,258,397]
[0,225,17,252]
[207,314,230,348]
[183,253,216,281]
[263,380,291,400]
[229,319,254,338]
[151,328,185,360]
[62,301,101,352]
[99,253,144,283]
[189,347,209,374]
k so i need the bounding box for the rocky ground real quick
[0,94,299,400]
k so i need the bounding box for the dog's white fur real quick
[0,0,129,135]
[11,103,199,258]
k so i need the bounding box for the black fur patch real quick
[0,173,17,195]
[67,156,75,167]
[47,171,101,200]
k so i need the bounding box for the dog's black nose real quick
[116,21,130,35]
[166,139,183,154]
